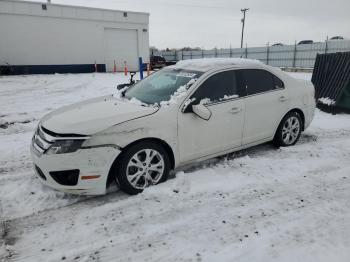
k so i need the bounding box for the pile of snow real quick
[176,58,263,69]
[160,78,198,106]
[318,97,336,106]
[287,72,312,81]
[113,77,198,107]
[198,95,239,105]
[113,85,156,107]
[221,94,239,100]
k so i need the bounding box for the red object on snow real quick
[113,60,117,73]
[124,61,128,76]
[147,63,150,76]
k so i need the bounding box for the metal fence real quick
[153,40,350,68]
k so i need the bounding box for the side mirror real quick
[192,104,212,121]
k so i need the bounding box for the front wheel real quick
[116,142,170,195]
[273,112,302,147]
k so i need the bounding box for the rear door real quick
[238,69,288,145]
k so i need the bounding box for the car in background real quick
[298,40,314,45]
[271,43,283,47]
[150,55,166,70]
[31,58,316,195]
[328,36,346,41]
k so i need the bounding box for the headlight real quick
[46,140,85,155]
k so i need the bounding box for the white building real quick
[0,0,150,74]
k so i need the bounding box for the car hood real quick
[40,96,158,135]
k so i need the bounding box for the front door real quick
[178,70,245,163]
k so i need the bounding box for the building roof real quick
[0,0,149,24]
[4,0,149,15]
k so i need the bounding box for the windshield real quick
[124,68,203,104]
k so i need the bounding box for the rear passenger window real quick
[240,69,276,95]
[192,71,239,103]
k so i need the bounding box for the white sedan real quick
[31,58,316,195]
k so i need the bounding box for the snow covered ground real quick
[1,72,350,262]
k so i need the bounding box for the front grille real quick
[49,169,80,186]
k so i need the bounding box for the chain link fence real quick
[153,40,350,68]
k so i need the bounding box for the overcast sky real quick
[28,0,350,49]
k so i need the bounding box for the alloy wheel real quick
[282,116,300,145]
[126,149,165,189]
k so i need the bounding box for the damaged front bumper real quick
[30,143,121,195]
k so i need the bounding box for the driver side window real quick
[191,70,239,104]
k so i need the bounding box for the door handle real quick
[279,96,288,102]
[230,107,242,114]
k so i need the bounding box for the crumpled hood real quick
[41,96,158,135]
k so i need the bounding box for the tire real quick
[115,141,171,195]
[273,111,302,147]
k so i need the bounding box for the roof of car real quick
[172,58,265,72]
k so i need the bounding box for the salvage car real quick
[150,55,166,70]
[31,58,316,195]
[297,40,314,45]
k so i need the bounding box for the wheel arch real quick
[274,108,305,139]
[288,108,305,131]
[106,137,176,187]
[272,108,305,147]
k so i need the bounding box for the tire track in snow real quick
[0,196,16,261]
[4,157,350,261]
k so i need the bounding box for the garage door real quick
[104,28,138,72]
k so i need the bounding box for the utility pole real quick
[240,8,249,48]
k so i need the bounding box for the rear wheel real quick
[273,111,302,147]
[116,142,170,195]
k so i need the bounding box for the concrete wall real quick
[0,0,150,73]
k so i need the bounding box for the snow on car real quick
[30,59,316,195]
